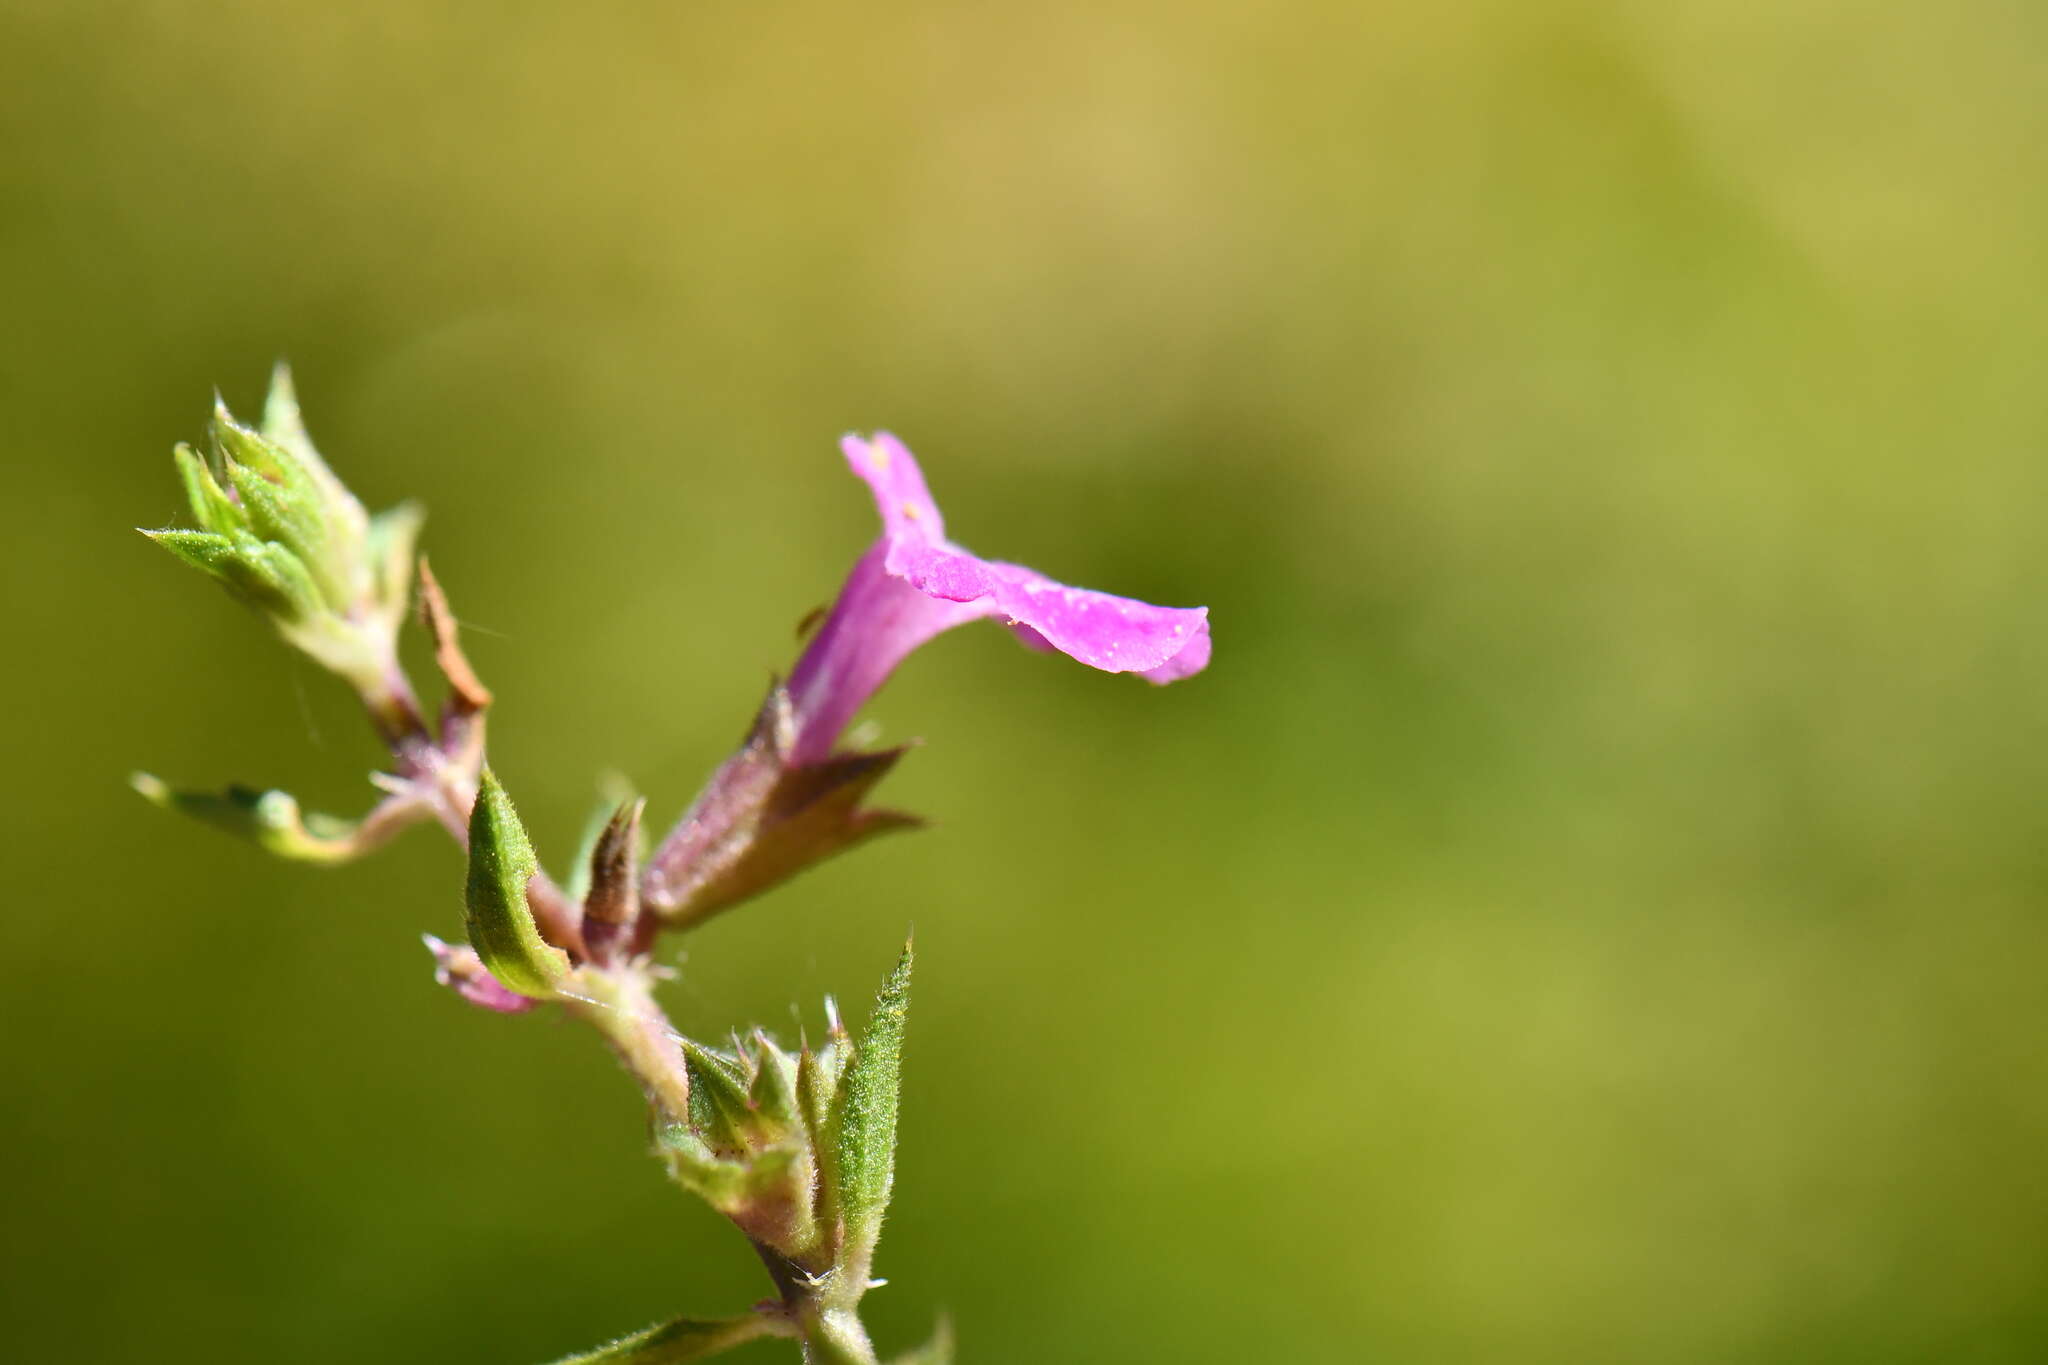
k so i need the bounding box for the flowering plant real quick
[136,369,1210,1363]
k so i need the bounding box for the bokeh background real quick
[5,2,2046,1360]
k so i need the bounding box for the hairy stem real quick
[344,601,906,1363]
[358,655,430,749]
[754,1245,880,1365]
[353,650,586,955]
[561,967,694,1123]
[796,1309,879,1365]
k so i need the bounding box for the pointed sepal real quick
[748,1030,802,1129]
[680,1038,756,1155]
[463,768,570,998]
[642,683,923,931]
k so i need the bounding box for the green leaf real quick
[463,769,570,998]
[258,362,353,515]
[830,942,913,1267]
[223,451,319,561]
[173,444,245,534]
[141,528,324,624]
[656,1125,746,1206]
[543,1312,779,1364]
[259,364,367,539]
[131,774,381,864]
[220,425,347,609]
[144,527,240,578]
[234,533,329,623]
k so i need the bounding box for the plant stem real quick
[561,967,694,1123]
[753,1244,880,1365]
[347,614,900,1362]
[359,655,430,749]
[354,648,587,955]
[795,1307,879,1365]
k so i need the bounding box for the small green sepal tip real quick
[464,769,570,998]
[680,1038,757,1153]
[748,1030,802,1128]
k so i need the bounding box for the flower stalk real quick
[135,372,1209,1363]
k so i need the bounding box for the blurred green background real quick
[5,1,2045,1360]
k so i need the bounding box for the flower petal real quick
[789,434,1210,761]
[786,542,997,764]
[888,538,1209,680]
[984,559,1208,678]
[842,431,946,543]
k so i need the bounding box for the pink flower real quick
[785,433,1211,764]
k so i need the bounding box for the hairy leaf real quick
[464,769,569,997]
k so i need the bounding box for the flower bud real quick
[142,371,424,698]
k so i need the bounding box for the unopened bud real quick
[580,797,644,965]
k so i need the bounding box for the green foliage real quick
[215,409,349,608]
[171,445,243,534]
[662,956,916,1290]
[660,1029,824,1259]
[32,6,2048,1362]
[130,774,384,864]
[544,1313,778,1364]
[141,526,325,625]
[141,379,420,692]
[463,769,570,998]
[830,943,912,1276]
[260,362,367,548]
